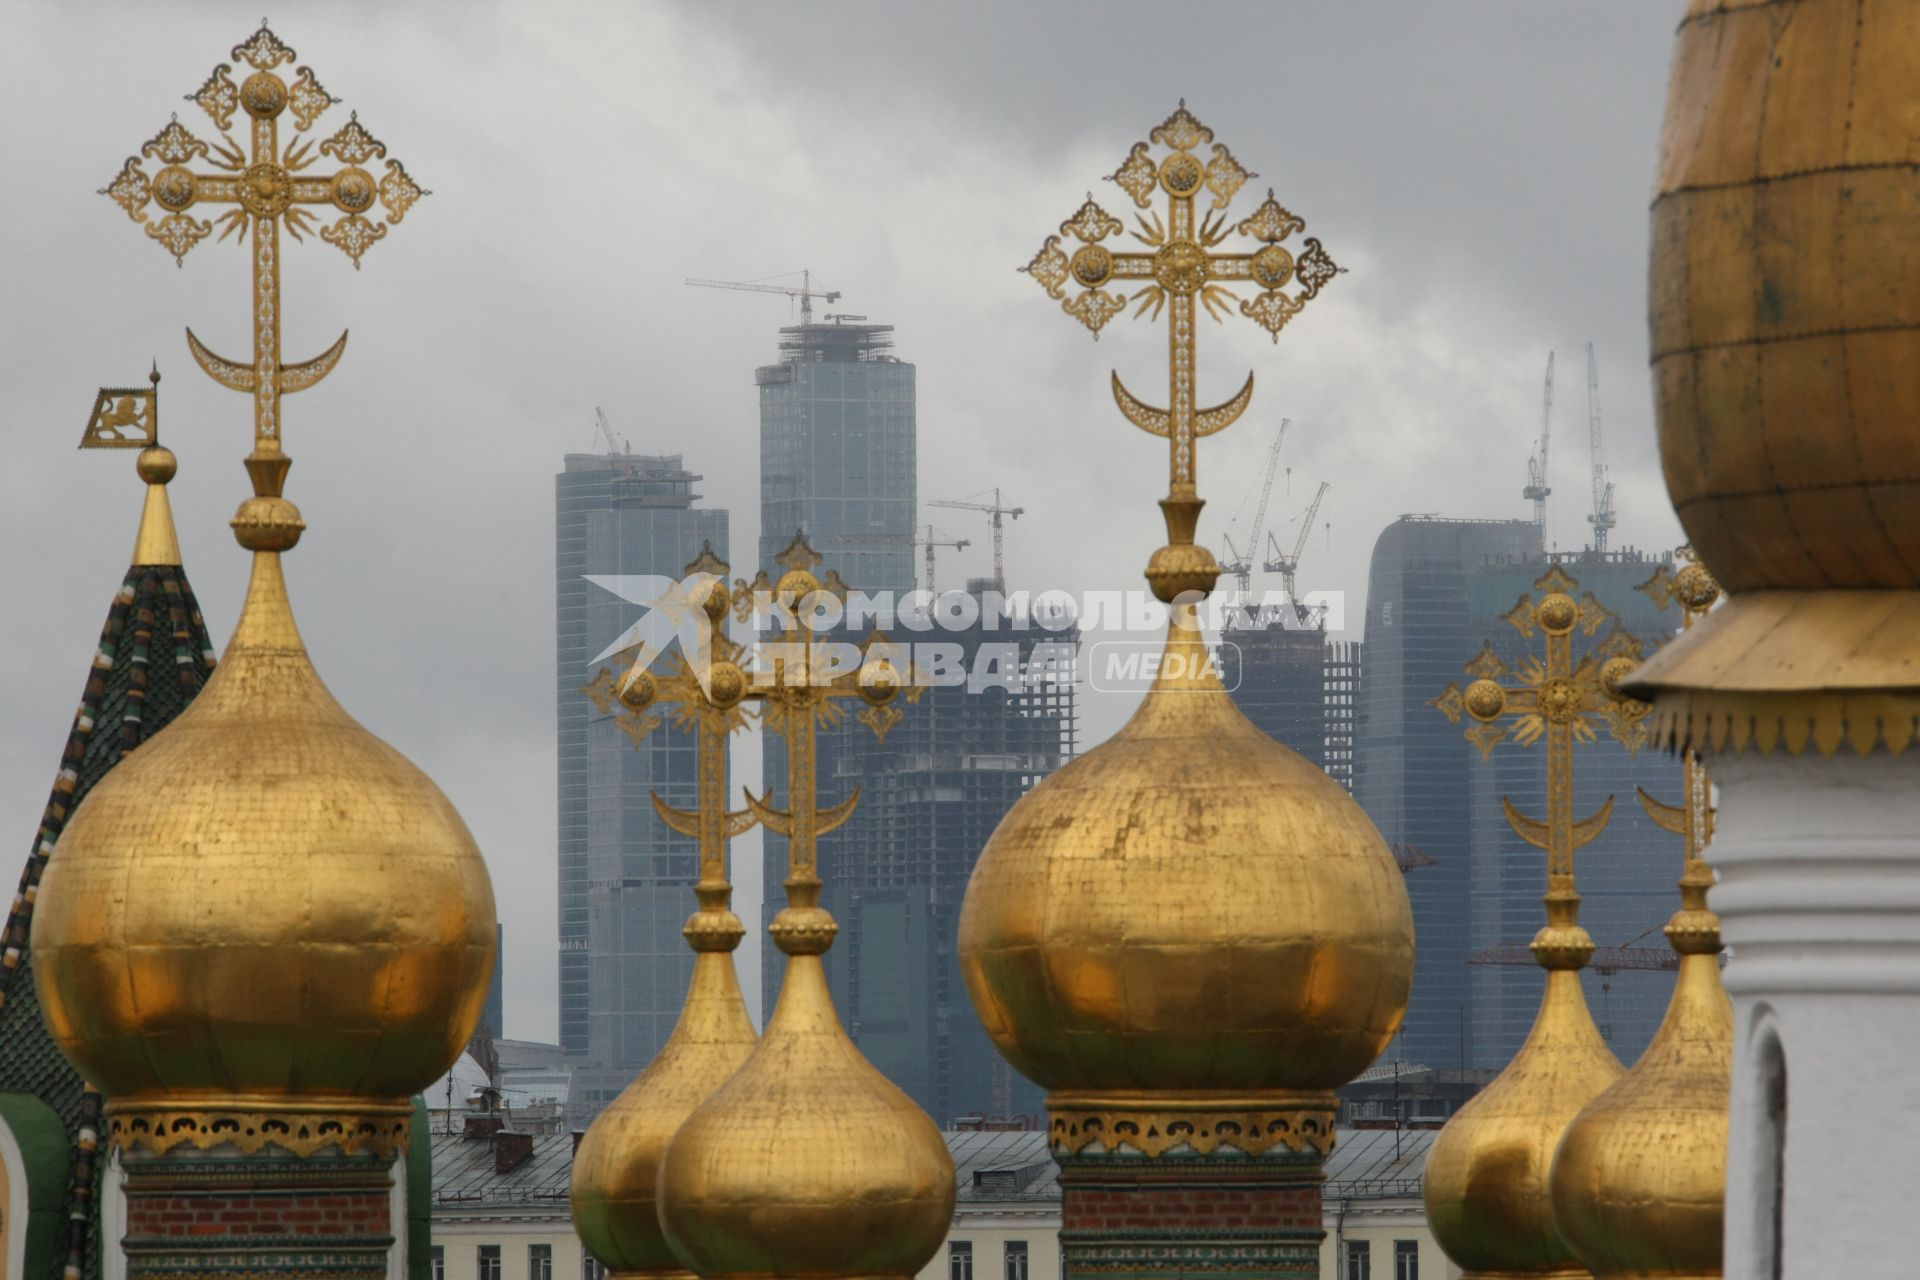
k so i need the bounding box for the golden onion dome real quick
[958,612,1413,1094]
[33,473,496,1126]
[1423,901,1623,1276]
[1652,0,1920,592]
[1550,860,1730,1280]
[571,896,756,1277]
[655,923,954,1276]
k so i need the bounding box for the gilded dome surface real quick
[571,946,755,1277]
[1550,841,1730,1280]
[958,618,1414,1094]
[655,952,955,1278]
[1550,948,1730,1279]
[1424,962,1622,1276]
[33,552,497,1105]
[1652,0,1920,591]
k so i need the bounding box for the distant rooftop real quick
[774,320,898,363]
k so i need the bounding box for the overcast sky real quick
[0,1,1684,1043]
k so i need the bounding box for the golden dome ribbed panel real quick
[1652,0,1920,591]
[959,620,1413,1094]
[33,553,496,1105]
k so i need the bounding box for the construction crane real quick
[1523,351,1555,531]
[1468,939,1676,975]
[1263,480,1331,616]
[929,489,1024,594]
[685,269,842,324]
[1585,342,1617,553]
[1471,924,1678,1044]
[1221,420,1289,597]
[594,405,629,458]
[914,525,970,597]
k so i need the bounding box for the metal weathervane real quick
[1433,565,1651,954]
[100,20,427,459]
[1023,101,1341,505]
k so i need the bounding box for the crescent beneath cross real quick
[1109,370,1256,439]
[185,327,349,395]
[1503,794,1615,851]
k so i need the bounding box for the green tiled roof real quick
[0,561,217,1280]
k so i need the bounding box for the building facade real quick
[1223,610,1362,792]
[756,320,916,595]
[1355,517,1544,1071]
[555,452,728,1079]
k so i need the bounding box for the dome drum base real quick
[106,1097,414,1158]
[1050,1092,1332,1279]
[1047,1091,1337,1159]
[119,1140,398,1280]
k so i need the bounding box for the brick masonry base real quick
[119,1146,395,1280]
[1056,1149,1325,1278]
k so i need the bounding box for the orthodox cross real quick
[1432,565,1651,953]
[1023,101,1341,507]
[1635,550,1723,897]
[582,545,758,948]
[740,535,912,942]
[100,21,426,462]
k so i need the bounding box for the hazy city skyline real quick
[1,1,1683,1045]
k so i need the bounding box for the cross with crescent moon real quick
[100,20,426,459]
[1432,565,1652,951]
[582,544,762,953]
[1023,101,1341,503]
[736,535,913,932]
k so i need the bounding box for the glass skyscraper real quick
[757,321,916,594]
[555,452,728,1101]
[1354,516,1542,1070]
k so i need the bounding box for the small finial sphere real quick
[706,661,747,710]
[136,445,177,485]
[1599,656,1640,703]
[1674,562,1720,611]
[1536,592,1578,635]
[1464,678,1507,722]
[619,669,658,711]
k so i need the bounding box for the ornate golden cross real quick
[100,21,426,460]
[1432,566,1651,930]
[1635,550,1723,878]
[740,535,912,943]
[1024,101,1340,505]
[582,545,759,949]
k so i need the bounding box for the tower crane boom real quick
[913,525,970,597]
[685,270,843,324]
[929,489,1024,594]
[1262,480,1331,619]
[1585,342,1617,553]
[1221,420,1289,597]
[1523,351,1555,531]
